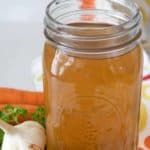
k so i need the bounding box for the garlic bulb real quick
[0,120,46,150]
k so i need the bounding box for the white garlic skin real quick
[1,121,46,150]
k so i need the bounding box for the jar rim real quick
[44,0,142,58]
[45,0,140,32]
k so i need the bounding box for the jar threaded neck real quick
[44,0,141,58]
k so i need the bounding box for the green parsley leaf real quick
[31,106,45,127]
[0,105,27,124]
[0,129,4,150]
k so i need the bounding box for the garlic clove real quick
[0,120,46,150]
[15,121,46,149]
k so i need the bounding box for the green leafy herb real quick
[31,106,45,127]
[0,105,27,124]
[0,130,4,150]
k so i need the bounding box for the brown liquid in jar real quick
[43,23,142,150]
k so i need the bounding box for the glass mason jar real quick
[43,0,143,149]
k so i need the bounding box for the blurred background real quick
[0,0,150,90]
[135,0,150,51]
[0,0,49,90]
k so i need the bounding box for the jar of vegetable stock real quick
[43,0,143,149]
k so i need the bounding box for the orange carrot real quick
[82,0,95,5]
[80,0,95,9]
[138,148,144,150]
[80,0,96,21]
[80,4,95,9]
[0,88,44,105]
[144,136,150,149]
